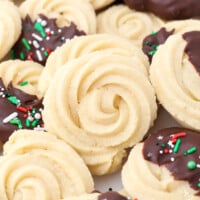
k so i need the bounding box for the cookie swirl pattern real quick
[0,0,21,61]
[97,5,164,46]
[19,0,96,34]
[150,29,200,130]
[43,52,157,175]
[2,130,94,199]
[38,33,149,96]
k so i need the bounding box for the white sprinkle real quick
[34,113,41,120]
[1,88,4,91]
[51,31,54,35]
[45,28,50,32]
[34,126,45,131]
[159,150,163,154]
[170,157,175,162]
[46,36,50,40]
[169,149,173,153]
[147,152,152,158]
[58,29,62,33]
[33,40,40,49]
[28,40,32,44]
[39,108,43,112]
[36,50,43,61]
[157,135,163,140]
[197,164,200,168]
[32,33,43,41]
[3,112,18,123]
[41,20,47,26]
[2,94,5,98]
[41,47,45,51]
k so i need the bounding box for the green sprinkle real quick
[153,44,159,50]
[19,81,28,86]
[10,49,15,59]
[25,118,31,127]
[7,96,20,105]
[44,51,49,57]
[145,41,151,46]
[161,143,166,148]
[151,31,157,35]
[20,52,25,60]
[197,182,200,188]
[187,160,196,170]
[31,108,37,115]
[31,119,39,127]
[173,139,181,153]
[148,50,157,56]
[184,147,197,156]
[22,38,31,50]
[34,22,46,38]
[9,118,23,129]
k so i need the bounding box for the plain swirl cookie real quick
[0,0,21,61]
[122,127,200,200]
[2,130,94,199]
[97,4,164,46]
[42,51,157,175]
[38,33,149,96]
[150,28,200,131]
[19,0,96,34]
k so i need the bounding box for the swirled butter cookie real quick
[122,127,200,200]
[0,0,21,61]
[42,51,157,175]
[0,60,43,145]
[19,0,96,34]
[97,4,164,46]
[123,0,200,20]
[143,19,200,62]
[150,30,200,130]
[1,129,94,199]
[38,33,149,96]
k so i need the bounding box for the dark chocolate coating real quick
[11,15,85,65]
[98,191,128,200]
[183,31,200,74]
[143,127,200,196]
[142,27,174,62]
[123,0,200,20]
[0,78,43,144]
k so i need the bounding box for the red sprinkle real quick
[164,149,169,154]
[171,132,186,140]
[17,106,28,113]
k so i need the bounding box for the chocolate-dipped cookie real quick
[123,0,200,20]
[150,27,200,131]
[0,60,43,145]
[122,127,200,199]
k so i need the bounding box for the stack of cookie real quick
[0,0,199,199]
